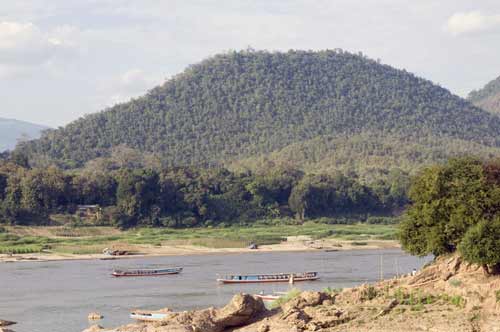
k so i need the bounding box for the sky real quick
[1,0,500,127]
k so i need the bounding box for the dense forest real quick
[468,75,500,115]
[16,50,500,176]
[0,154,407,228]
[230,132,500,183]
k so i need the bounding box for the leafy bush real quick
[449,295,466,308]
[400,158,500,271]
[270,288,301,309]
[459,218,500,272]
[361,286,378,301]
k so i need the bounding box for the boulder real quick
[88,312,103,320]
[281,291,329,313]
[214,293,265,327]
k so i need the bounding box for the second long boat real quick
[217,271,319,284]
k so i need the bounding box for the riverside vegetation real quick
[0,153,405,229]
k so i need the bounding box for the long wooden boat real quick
[112,267,182,277]
[130,310,169,321]
[217,271,319,284]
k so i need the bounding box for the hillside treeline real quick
[0,154,408,228]
[468,75,500,115]
[17,49,500,170]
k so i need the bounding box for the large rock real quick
[215,293,265,327]
[88,294,265,332]
[281,291,330,313]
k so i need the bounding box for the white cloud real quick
[120,69,152,87]
[99,69,164,107]
[0,21,77,77]
[446,11,500,36]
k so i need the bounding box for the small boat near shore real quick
[254,291,287,302]
[112,267,182,277]
[217,271,319,284]
[130,310,170,321]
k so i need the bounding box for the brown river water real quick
[0,249,431,332]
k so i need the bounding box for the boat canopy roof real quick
[222,271,317,277]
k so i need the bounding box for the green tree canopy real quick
[400,157,500,272]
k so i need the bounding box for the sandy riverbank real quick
[0,238,399,263]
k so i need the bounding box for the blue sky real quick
[1,0,500,127]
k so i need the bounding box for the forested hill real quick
[17,50,500,170]
[468,75,500,114]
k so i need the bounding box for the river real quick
[0,249,431,332]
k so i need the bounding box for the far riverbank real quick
[0,238,400,263]
[0,223,398,263]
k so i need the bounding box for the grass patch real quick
[0,222,396,255]
[0,245,44,254]
[52,245,105,255]
[270,288,301,309]
[360,285,378,301]
[324,287,343,295]
[448,279,462,287]
[393,288,438,306]
[449,295,466,308]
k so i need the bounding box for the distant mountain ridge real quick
[0,118,49,152]
[16,50,500,177]
[468,75,500,115]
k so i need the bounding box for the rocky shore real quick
[83,255,500,332]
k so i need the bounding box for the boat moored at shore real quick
[130,310,169,321]
[217,271,319,284]
[112,267,182,277]
[253,291,287,302]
